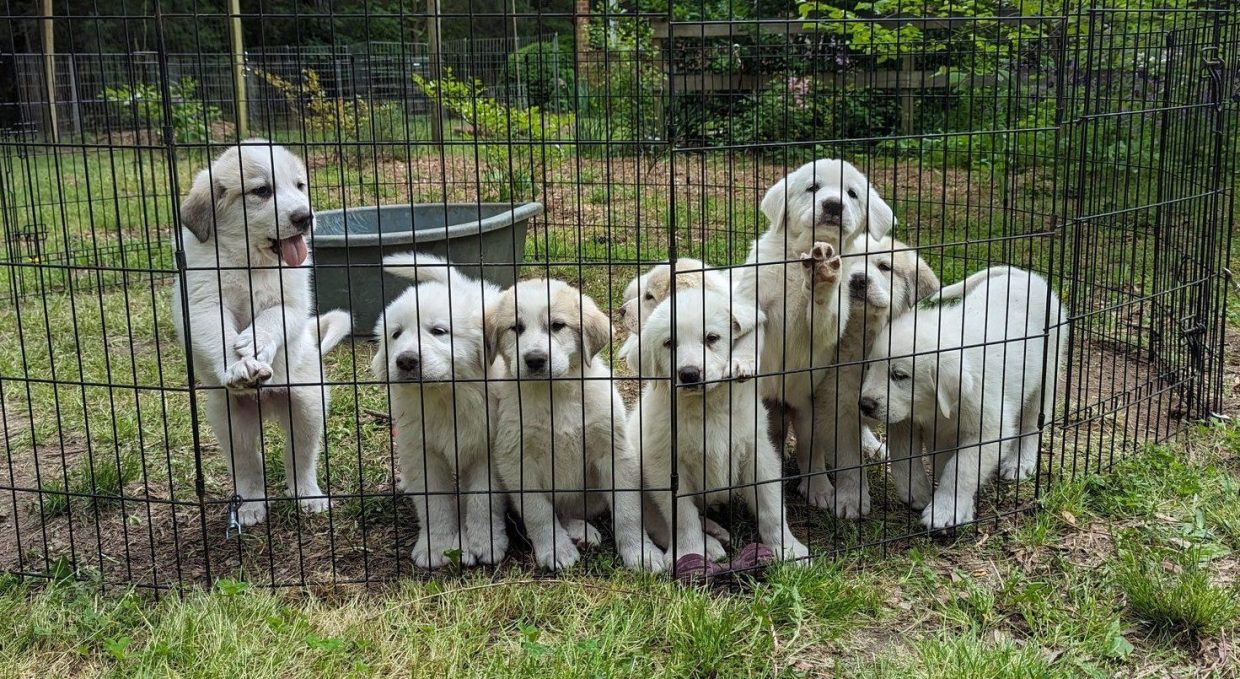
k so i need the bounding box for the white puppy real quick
[486,278,662,571]
[858,267,1068,529]
[809,236,940,518]
[626,287,809,564]
[371,252,508,569]
[732,158,895,511]
[172,141,350,526]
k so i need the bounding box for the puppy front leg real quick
[520,490,580,571]
[889,421,932,510]
[922,432,1000,530]
[234,304,309,368]
[748,435,809,562]
[649,486,721,569]
[405,450,467,569]
[460,459,508,566]
[598,444,664,572]
[186,288,261,390]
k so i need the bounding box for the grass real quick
[0,428,1237,676]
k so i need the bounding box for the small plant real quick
[100,77,221,142]
[505,40,576,113]
[253,68,372,136]
[412,69,574,200]
[1116,546,1240,638]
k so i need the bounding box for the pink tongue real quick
[279,234,308,267]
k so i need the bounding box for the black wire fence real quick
[0,3,1235,591]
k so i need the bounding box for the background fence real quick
[0,3,1236,591]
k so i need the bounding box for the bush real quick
[505,40,576,113]
[100,77,221,143]
[726,77,900,147]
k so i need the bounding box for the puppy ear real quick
[482,302,503,368]
[760,176,789,231]
[579,296,613,360]
[865,185,895,240]
[180,169,216,243]
[619,298,641,333]
[934,353,971,420]
[729,299,764,340]
[912,257,941,307]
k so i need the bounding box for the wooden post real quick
[426,0,443,142]
[229,0,249,138]
[41,0,58,143]
[900,54,915,136]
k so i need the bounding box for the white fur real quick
[171,141,350,527]
[859,267,1068,529]
[487,279,662,571]
[371,252,508,568]
[625,288,808,565]
[732,159,895,509]
[809,236,940,518]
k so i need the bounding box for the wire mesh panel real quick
[0,2,1234,591]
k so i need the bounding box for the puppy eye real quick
[391,328,403,339]
[511,322,525,335]
[296,181,307,192]
[878,262,892,272]
[663,338,674,349]
[705,333,720,345]
[644,293,655,301]
[430,326,448,337]
[250,185,273,199]
[806,182,820,193]
[847,188,859,199]
[550,321,566,332]
[891,370,909,381]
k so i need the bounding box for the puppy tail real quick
[383,251,455,285]
[314,309,352,355]
[928,266,1020,303]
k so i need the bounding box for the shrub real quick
[412,69,574,200]
[727,77,899,147]
[253,68,372,136]
[505,40,576,113]
[100,77,221,143]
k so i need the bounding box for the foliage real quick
[254,68,374,136]
[412,69,574,199]
[579,17,668,152]
[505,40,576,113]
[100,77,221,143]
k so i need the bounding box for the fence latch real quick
[225,494,244,539]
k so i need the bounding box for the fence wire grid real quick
[0,2,1236,591]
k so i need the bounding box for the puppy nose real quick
[821,199,844,217]
[289,208,314,232]
[678,367,701,385]
[524,352,547,372]
[858,397,878,417]
[395,352,420,373]
[849,274,868,294]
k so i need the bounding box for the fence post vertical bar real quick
[40,0,58,144]
[426,0,444,143]
[228,0,248,138]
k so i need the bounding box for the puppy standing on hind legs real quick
[172,141,350,527]
[372,252,508,568]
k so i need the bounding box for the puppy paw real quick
[921,496,975,531]
[800,242,842,290]
[619,537,666,573]
[705,535,727,562]
[776,536,810,563]
[798,475,837,511]
[288,482,329,515]
[831,477,871,519]
[235,330,278,366]
[999,452,1037,481]
[235,499,268,527]
[535,534,581,572]
[562,518,601,547]
[729,356,757,382]
[223,357,273,392]
[466,525,509,565]
[412,533,473,569]
[703,517,731,545]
